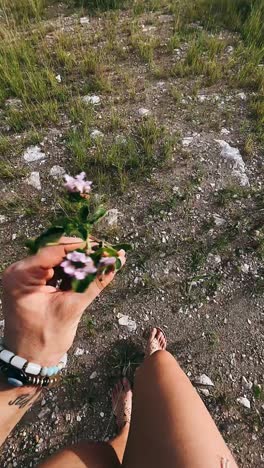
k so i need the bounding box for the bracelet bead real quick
[0,349,15,363]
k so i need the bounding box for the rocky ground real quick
[0,3,263,467]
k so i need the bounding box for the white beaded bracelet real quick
[0,338,67,377]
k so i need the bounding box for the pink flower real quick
[64,172,92,194]
[61,251,97,280]
[99,257,116,266]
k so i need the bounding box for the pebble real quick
[237,92,247,100]
[117,314,137,332]
[90,129,104,139]
[38,408,51,419]
[237,396,251,409]
[76,415,81,422]
[23,146,46,163]
[105,209,119,226]
[138,107,150,117]
[182,136,193,147]
[220,128,230,135]
[0,215,7,223]
[65,414,71,421]
[100,412,104,418]
[80,16,90,25]
[194,374,214,387]
[82,95,101,105]
[90,371,97,380]
[215,139,249,187]
[0,320,4,327]
[199,388,210,397]
[55,74,61,83]
[49,165,66,178]
[74,347,85,356]
[242,376,253,390]
[26,172,41,190]
[213,213,226,227]
[241,264,250,274]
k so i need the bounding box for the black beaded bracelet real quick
[0,360,61,388]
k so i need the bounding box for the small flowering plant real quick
[26,173,131,292]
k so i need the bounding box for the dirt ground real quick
[0,4,263,467]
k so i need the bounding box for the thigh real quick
[122,351,238,468]
[39,441,121,468]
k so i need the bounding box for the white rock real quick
[194,374,214,387]
[182,136,193,147]
[215,140,249,186]
[105,208,119,226]
[80,16,90,25]
[237,92,247,100]
[90,371,97,380]
[117,314,137,332]
[38,408,51,419]
[226,46,234,53]
[199,388,210,397]
[213,255,221,264]
[55,74,61,83]
[26,172,41,190]
[90,129,104,139]
[82,95,100,105]
[197,95,207,103]
[213,213,226,227]
[12,233,17,240]
[65,414,71,421]
[23,146,46,163]
[76,415,81,422]
[0,215,7,223]
[138,107,150,117]
[49,165,66,178]
[0,320,4,327]
[241,263,249,274]
[74,347,85,356]
[242,376,253,390]
[237,396,251,409]
[220,128,230,135]
[100,412,105,417]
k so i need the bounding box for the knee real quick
[136,350,177,379]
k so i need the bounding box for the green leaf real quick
[112,243,132,252]
[25,239,38,254]
[26,226,65,253]
[115,258,122,270]
[72,273,96,293]
[79,205,90,222]
[87,206,107,225]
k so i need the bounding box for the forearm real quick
[0,377,41,446]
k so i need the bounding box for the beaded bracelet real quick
[0,361,60,387]
[0,338,67,387]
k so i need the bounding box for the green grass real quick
[0,194,41,216]
[0,161,26,180]
[0,0,44,24]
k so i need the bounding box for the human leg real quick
[39,379,132,468]
[123,328,238,468]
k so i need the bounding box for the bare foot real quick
[145,327,167,357]
[112,378,132,430]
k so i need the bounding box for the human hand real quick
[2,237,126,367]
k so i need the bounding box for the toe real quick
[157,329,166,349]
[122,377,131,392]
[150,327,157,341]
